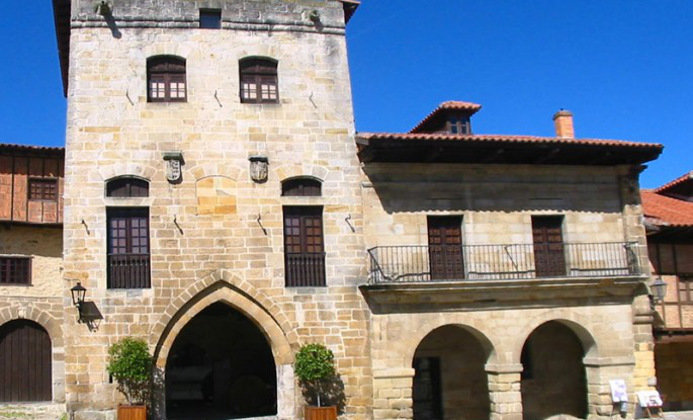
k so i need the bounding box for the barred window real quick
[147,56,186,102]
[0,257,31,285]
[28,178,58,201]
[240,58,278,104]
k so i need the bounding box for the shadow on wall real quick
[362,163,626,214]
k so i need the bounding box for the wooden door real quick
[413,357,443,420]
[0,320,51,402]
[428,216,464,280]
[532,216,566,277]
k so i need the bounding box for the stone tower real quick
[54,0,369,418]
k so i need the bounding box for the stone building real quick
[0,144,65,418]
[642,173,693,411]
[0,0,668,419]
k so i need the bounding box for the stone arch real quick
[403,322,497,368]
[98,162,157,183]
[410,324,495,420]
[512,312,599,363]
[151,271,295,367]
[0,305,63,349]
[275,163,328,186]
[189,163,242,182]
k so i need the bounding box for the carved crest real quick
[249,156,269,184]
[162,151,184,184]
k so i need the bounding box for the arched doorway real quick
[0,320,52,402]
[412,325,491,420]
[521,321,587,420]
[165,302,277,419]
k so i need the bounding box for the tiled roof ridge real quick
[410,101,482,133]
[357,132,663,149]
[653,171,693,194]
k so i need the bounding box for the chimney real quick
[553,110,574,138]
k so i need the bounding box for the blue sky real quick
[1,1,691,188]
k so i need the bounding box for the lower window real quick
[107,207,151,288]
[0,257,31,285]
[283,206,325,287]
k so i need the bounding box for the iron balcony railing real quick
[285,252,326,287]
[367,242,640,284]
[108,253,151,288]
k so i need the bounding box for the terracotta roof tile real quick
[653,171,693,194]
[641,190,693,227]
[0,142,64,154]
[357,132,663,149]
[410,101,482,133]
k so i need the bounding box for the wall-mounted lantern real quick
[650,276,668,304]
[70,282,103,330]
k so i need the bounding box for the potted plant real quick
[107,337,152,420]
[295,343,339,420]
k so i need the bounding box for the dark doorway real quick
[428,216,464,280]
[521,321,587,420]
[532,216,566,277]
[166,303,277,419]
[0,320,52,402]
[413,325,490,420]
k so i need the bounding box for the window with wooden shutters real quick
[107,208,150,288]
[281,177,321,197]
[532,216,566,277]
[28,178,58,201]
[0,257,31,285]
[106,177,149,198]
[147,56,186,102]
[239,58,278,104]
[427,216,464,280]
[283,206,325,287]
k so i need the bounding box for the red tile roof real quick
[641,190,693,227]
[0,142,64,154]
[357,132,663,149]
[410,101,482,133]
[653,171,693,194]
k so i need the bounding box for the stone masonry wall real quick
[62,1,370,418]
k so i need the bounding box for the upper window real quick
[282,177,321,197]
[200,9,221,29]
[28,178,58,201]
[283,206,325,287]
[447,117,471,134]
[0,257,31,285]
[107,207,150,289]
[106,177,149,198]
[239,58,278,104]
[147,56,186,102]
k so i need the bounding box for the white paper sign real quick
[610,379,628,403]
[637,390,663,408]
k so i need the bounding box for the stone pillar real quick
[584,356,637,420]
[372,368,414,420]
[277,363,295,420]
[486,364,523,420]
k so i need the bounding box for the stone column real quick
[486,364,523,420]
[372,368,414,420]
[584,356,637,420]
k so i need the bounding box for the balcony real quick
[285,252,326,287]
[108,253,151,288]
[367,242,641,284]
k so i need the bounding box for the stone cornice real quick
[359,275,647,314]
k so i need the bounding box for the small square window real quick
[200,9,221,29]
[0,257,31,285]
[28,178,58,201]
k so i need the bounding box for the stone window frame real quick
[281,176,322,197]
[0,256,32,286]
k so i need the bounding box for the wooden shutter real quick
[284,207,325,287]
[428,216,464,280]
[0,320,51,402]
[532,216,566,277]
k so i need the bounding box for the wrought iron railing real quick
[108,253,151,288]
[367,242,640,284]
[285,252,326,287]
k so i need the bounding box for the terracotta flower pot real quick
[117,405,147,420]
[305,405,337,420]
